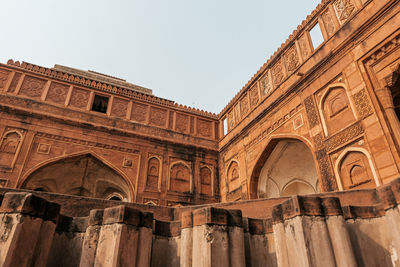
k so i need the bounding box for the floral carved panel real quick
[149,107,167,127]
[249,84,260,107]
[69,88,90,109]
[322,9,336,36]
[111,97,129,118]
[46,82,69,104]
[260,72,272,97]
[19,76,46,98]
[240,95,250,117]
[298,34,311,60]
[272,61,285,86]
[131,102,148,122]
[285,46,300,73]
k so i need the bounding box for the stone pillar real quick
[79,209,104,267]
[272,196,336,267]
[321,197,357,267]
[376,85,400,147]
[192,207,230,267]
[272,205,290,267]
[0,192,60,267]
[94,205,153,267]
[136,212,153,267]
[247,218,269,267]
[151,220,181,267]
[227,210,245,267]
[180,211,193,267]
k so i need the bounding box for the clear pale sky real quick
[1,0,320,114]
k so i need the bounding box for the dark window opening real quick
[109,196,122,201]
[91,95,109,113]
[34,187,46,192]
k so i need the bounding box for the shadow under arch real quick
[18,151,135,201]
[249,135,318,199]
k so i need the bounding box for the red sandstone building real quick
[1,0,400,266]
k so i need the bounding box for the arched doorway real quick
[251,138,319,199]
[21,153,132,201]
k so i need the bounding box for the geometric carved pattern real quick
[325,121,364,151]
[46,82,69,104]
[315,148,338,191]
[111,97,129,118]
[304,95,319,128]
[131,102,148,122]
[175,113,189,133]
[19,76,46,98]
[334,0,355,22]
[197,119,212,138]
[149,107,167,127]
[353,89,373,119]
[69,88,90,109]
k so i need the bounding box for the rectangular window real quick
[91,94,109,113]
[223,118,228,136]
[309,22,325,50]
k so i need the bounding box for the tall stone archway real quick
[250,138,319,199]
[21,153,133,201]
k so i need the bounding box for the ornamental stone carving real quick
[131,102,148,122]
[298,34,311,60]
[111,97,129,118]
[69,88,90,109]
[240,95,250,117]
[0,70,10,90]
[334,0,355,22]
[249,84,259,107]
[285,46,300,73]
[175,113,189,133]
[260,73,272,96]
[272,61,284,86]
[19,76,46,98]
[149,107,167,127]
[322,9,336,36]
[197,119,212,138]
[46,82,69,104]
[7,73,21,93]
[352,89,373,119]
[304,95,319,128]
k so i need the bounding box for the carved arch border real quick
[167,160,193,193]
[225,159,240,189]
[200,164,214,197]
[17,150,136,201]
[318,82,358,136]
[145,155,162,192]
[249,133,319,199]
[0,129,25,169]
[333,146,380,191]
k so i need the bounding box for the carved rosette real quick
[111,98,129,117]
[322,9,336,36]
[240,95,250,117]
[272,61,284,86]
[334,0,355,22]
[197,119,212,138]
[175,113,189,133]
[69,88,90,109]
[131,102,148,122]
[249,85,259,107]
[46,82,69,104]
[149,107,167,127]
[19,76,46,98]
[352,89,373,119]
[0,70,10,90]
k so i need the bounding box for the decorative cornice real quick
[4,60,217,119]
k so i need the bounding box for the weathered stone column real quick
[272,205,289,267]
[0,192,60,267]
[247,218,269,267]
[180,211,193,267]
[136,212,153,267]
[192,207,230,267]
[79,209,104,267]
[151,220,181,267]
[227,210,245,267]
[272,196,336,267]
[94,205,153,267]
[321,197,357,267]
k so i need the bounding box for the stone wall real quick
[1,178,400,266]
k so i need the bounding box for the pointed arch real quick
[0,129,24,169]
[18,151,135,201]
[334,147,380,191]
[168,160,193,193]
[145,155,162,192]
